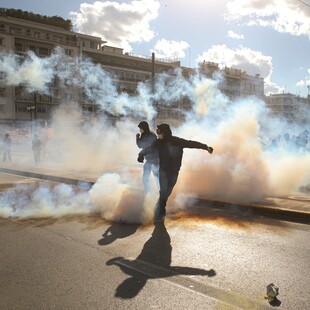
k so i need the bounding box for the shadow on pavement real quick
[98,222,141,245]
[106,222,216,299]
[269,297,282,307]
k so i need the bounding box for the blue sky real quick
[1,0,310,96]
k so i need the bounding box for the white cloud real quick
[225,0,310,38]
[69,0,160,52]
[227,30,245,39]
[196,44,284,94]
[151,39,190,59]
[297,68,310,88]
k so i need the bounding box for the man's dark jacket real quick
[139,136,209,173]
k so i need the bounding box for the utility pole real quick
[27,92,37,137]
[27,103,35,136]
[34,91,37,119]
[151,52,156,129]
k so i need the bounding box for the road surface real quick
[0,206,309,309]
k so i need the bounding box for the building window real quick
[53,35,63,43]
[17,106,27,113]
[29,45,36,53]
[10,27,21,34]
[15,43,23,52]
[65,49,72,56]
[37,107,47,113]
[0,71,5,80]
[0,88,5,96]
[0,37,4,45]
[34,32,40,38]
[38,47,49,56]
[90,41,98,49]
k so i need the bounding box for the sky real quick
[0,0,309,96]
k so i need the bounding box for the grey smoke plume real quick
[0,182,91,218]
[0,48,157,120]
[0,48,309,221]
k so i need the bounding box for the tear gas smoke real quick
[0,48,309,222]
[0,182,91,218]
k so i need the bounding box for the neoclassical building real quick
[0,10,268,128]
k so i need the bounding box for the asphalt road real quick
[0,210,309,310]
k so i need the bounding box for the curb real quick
[0,167,95,188]
[1,167,309,225]
[188,197,310,225]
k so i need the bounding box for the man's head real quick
[156,123,172,139]
[138,121,150,134]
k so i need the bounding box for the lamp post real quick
[33,91,37,119]
[27,92,37,137]
[27,103,36,136]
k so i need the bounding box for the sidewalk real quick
[0,162,309,224]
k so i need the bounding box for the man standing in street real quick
[138,123,213,222]
[2,133,12,163]
[32,134,42,167]
[136,121,159,193]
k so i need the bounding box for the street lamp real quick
[27,104,36,136]
[27,92,37,137]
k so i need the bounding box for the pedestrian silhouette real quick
[32,134,42,166]
[106,222,216,299]
[98,222,141,246]
[2,133,12,162]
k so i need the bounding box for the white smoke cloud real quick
[88,173,157,223]
[225,0,310,38]
[69,0,160,52]
[151,39,190,59]
[0,51,58,93]
[0,182,91,218]
[0,48,309,222]
[0,48,157,120]
[196,44,284,94]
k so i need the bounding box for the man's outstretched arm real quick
[176,137,213,154]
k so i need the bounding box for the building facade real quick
[265,93,310,124]
[0,14,182,127]
[1,13,267,129]
[199,61,265,101]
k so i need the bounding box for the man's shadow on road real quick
[106,222,216,299]
[98,222,141,246]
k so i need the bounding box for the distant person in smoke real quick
[137,123,213,222]
[32,134,42,166]
[2,133,12,162]
[136,121,159,193]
